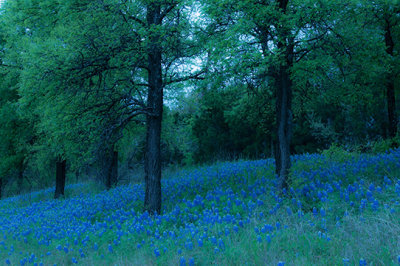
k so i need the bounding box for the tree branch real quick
[164,70,205,86]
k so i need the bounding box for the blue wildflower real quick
[189,257,194,266]
[218,238,225,250]
[154,248,160,257]
[276,222,281,230]
[320,208,326,217]
[359,258,367,266]
[179,257,186,266]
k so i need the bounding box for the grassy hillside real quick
[1,149,400,265]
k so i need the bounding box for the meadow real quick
[1,148,400,266]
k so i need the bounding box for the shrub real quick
[370,136,400,154]
[320,143,359,163]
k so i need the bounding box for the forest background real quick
[0,0,399,214]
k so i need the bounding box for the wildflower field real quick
[1,149,400,266]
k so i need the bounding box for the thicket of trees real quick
[0,0,398,213]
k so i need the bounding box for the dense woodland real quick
[0,0,399,214]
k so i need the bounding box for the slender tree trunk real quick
[17,165,24,194]
[144,3,163,214]
[274,0,293,192]
[54,158,66,199]
[385,21,397,137]
[387,81,396,137]
[275,64,293,191]
[106,150,118,189]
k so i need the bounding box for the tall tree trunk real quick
[54,158,66,199]
[106,150,118,189]
[17,164,24,194]
[387,81,396,137]
[274,0,293,192]
[144,3,163,214]
[98,145,118,190]
[385,21,397,137]
[275,64,293,191]
[75,170,79,183]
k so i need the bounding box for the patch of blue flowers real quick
[0,149,399,264]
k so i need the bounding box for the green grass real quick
[1,151,400,265]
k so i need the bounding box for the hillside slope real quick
[1,150,400,265]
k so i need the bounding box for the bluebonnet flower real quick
[369,183,375,192]
[185,241,193,250]
[29,254,35,263]
[20,258,27,266]
[188,257,195,266]
[276,222,281,230]
[313,207,318,217]
[359,258,367,266]
[233,225,239,233]
[210,236,217,245]
[218,238,225,250]
[179,257,186,266]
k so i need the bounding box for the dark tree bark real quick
[385,20,397,137]
[275,63,293,191]
[97,145,118,190]
[75,170,79,183]
[54,158,66,199]
[274,0,293,192]
[106,151,118,189]
[144,3,163,214]
[17,169,24,194]
[17,160,24,194]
